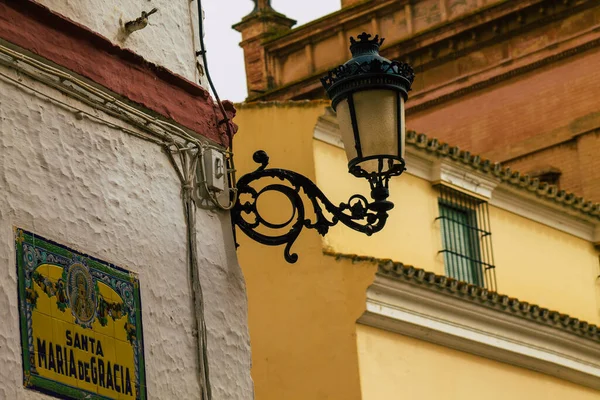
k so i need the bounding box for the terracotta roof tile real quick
[324,250,600,342]
[405,131,600,219]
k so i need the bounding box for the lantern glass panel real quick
[336,89,404,173]
[335,98,358,164]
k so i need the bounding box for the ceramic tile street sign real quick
[16,228,146,400]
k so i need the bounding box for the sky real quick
[202,0,340,102]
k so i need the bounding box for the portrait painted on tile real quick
[15,228,146,400]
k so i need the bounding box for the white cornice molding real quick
[313,113,344,149]
[491,186,597,242]
[433,160,500,199]
[359,274,600,390]
[404,148,434,181]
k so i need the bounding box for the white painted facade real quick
[0,3,253,399]
[35,0,206,85]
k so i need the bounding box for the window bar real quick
[453,205,464,283]
[439,187,447,276]
[479,197,491,288]
[442,187,456,281]
[479,201,492,290]
[476,193,487,288]
[437,250,495,269]
[435,216,489,234]
[464,192,481,286]
[446,188,463,282]
[466,196,473,282]
[460,190,471,284]
[446,189,462,282]
[459,189,472,284]
[484,201,497,291]
[437,185,496,290]
[478,200,491,291]
[464,190,482,286]
[440,188,449,278]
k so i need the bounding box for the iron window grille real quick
[436,185,497,291]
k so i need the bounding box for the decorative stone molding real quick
[404,131,600,220]
[359,269,600,390]
[313,107,345,149]
[241,0,600,109]
[432,160,500,199]
[491,186,598,242]
[404,148,434,182]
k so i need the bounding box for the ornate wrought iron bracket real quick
[232,151,403,263]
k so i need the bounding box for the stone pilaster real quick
[233,3,295,98]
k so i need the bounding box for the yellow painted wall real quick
[234,102,374,400]
[234,101,600,400]
[313,135,600,325]
[357,324,600,400]
[313,139,445,276]
[490,206,600,324]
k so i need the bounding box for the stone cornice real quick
[404,131,600,221]
[389,0,594,72]
[262,0,401,52]
[327,251,600,342]
[433,160,501,200]
[248,0,600,112]
[262,0,541,54]
[354,260,600,390]
[490,185,598,241]
[407,29,600,115]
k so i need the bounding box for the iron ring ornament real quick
[231,32,414,263]
[232,151,390,263]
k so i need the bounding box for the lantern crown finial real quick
[349,32,385,56]
[320,32,415,108]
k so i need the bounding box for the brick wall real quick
[407,47,600,201]
[506,129,600,202]
[506,142,583,196]
[577,131,600,201]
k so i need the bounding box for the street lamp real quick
[232,32,415,263]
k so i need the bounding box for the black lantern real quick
[321,32,414,211]
[231,33,414,263]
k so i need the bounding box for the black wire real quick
[196,0,231,137]
[193,1,250,398]
[196,0,237,212]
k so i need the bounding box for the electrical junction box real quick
[203,148,226,192]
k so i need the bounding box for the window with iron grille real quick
[436,185,497,291]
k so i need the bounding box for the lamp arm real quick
[231,151,389,263]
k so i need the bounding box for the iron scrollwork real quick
[232,151,392,263]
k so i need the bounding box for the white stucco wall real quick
[0,60,252,398]
[35,0,206,86]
